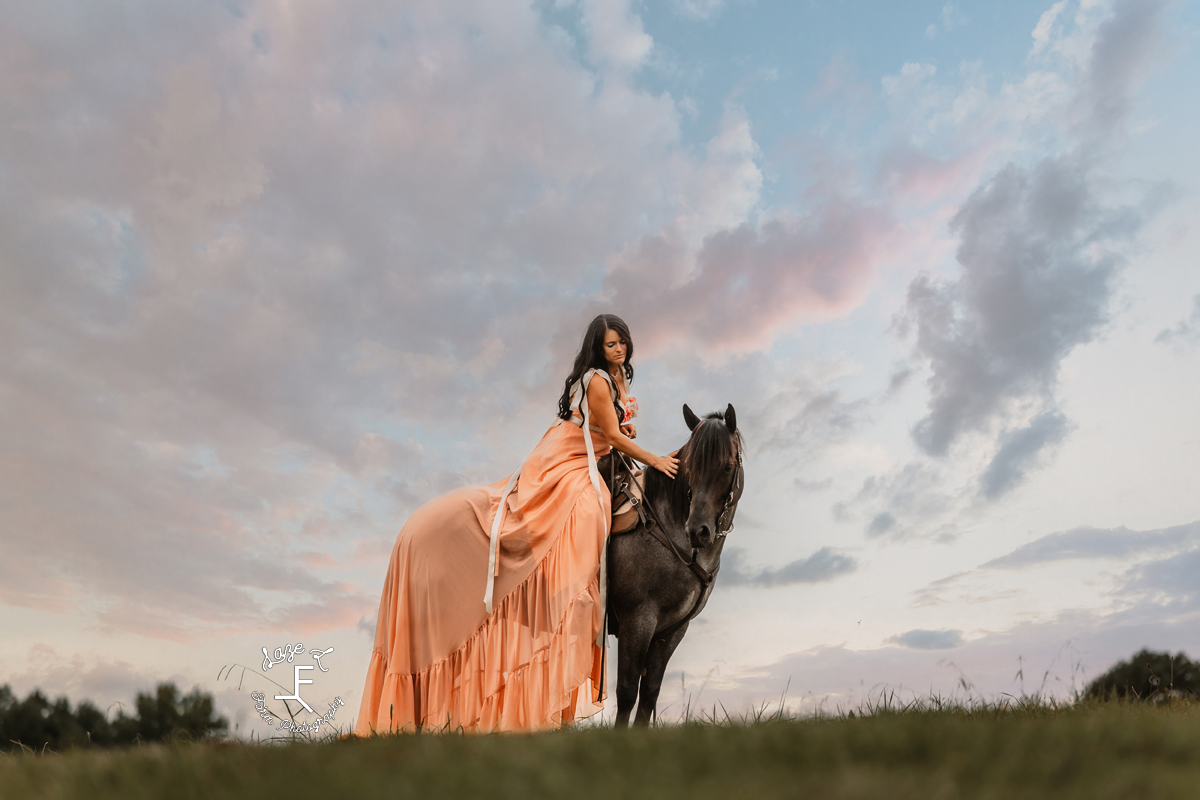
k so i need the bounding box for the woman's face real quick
[602,328,627,370]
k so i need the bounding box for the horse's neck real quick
[646,469,689,539]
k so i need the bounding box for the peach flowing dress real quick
[354,370,623,734]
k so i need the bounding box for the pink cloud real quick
[600,196,896,355]
[267,590,377,637]
[874,145,990,206]
[298,550,337,569]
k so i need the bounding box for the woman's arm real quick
[587,378,678,477]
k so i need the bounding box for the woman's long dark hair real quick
[557,314,634,421]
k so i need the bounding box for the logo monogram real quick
[251,641,344,733]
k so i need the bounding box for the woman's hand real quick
[585,377,671,473]
[650,452,679,478]
[620,423,637,439]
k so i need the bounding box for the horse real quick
[598,402,744,727]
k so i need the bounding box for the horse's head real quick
[680,403,744,550]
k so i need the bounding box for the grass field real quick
[3,700,1199,799]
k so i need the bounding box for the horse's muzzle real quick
[688,523,715,549]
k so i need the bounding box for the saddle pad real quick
[611,468,645,534]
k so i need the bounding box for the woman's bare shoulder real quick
[582,368,615,388]
[585,371,618,401]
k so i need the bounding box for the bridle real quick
[716,444,744,539]
[608,424,743,641]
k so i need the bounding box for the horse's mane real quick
[643,411,742,524]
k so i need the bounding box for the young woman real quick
[354,314,678,734]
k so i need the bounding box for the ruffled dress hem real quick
[352,490,607,735]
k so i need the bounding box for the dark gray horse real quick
[598,403,744,727]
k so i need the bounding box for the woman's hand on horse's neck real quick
[586,377,678,478]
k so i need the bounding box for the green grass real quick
[3,700,1199,800]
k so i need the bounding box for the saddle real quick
[610,466,647,535]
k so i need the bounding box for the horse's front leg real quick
[615,610,656,728]
[634,622,689,727]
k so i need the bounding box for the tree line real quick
[3,648,1193,752]
[1,682,228,753]
[1083,648,1199,702]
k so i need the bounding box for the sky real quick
[1,0,1198,734]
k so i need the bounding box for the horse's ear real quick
[725,404,737,434]
[683,404,701,431]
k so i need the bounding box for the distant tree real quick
[113,682,229,743]
[1085,649,1200,701]
[0,682,227,753]
[74,699,119,746]
[0,687,94,752]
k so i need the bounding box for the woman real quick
[354,314,678,734]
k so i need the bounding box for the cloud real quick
[983,521,1200,569]
[867,513,897,537]
[912,521,1200,612]
[909,570,985,609]
[671,0,730,21]
[755,387,868,460]
[1118,545,1200,612]
[1,0,915,643]
[836,463,959,541]
[905,157,1126,463]
[722,546,858,588]
[978,410,1071,499]
[925,3,967,40]
[580,0,653,72]
[807,52,872,111]
[1073,0,1167,137]
[1031,1,1069,56]
[1155,294,1200,348]
[820,1,1177,548]
[888,629,964,650]
[0,0,747,637]
[601,196,896,356]
[873,146,981,204]
[885,0,1172,502]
